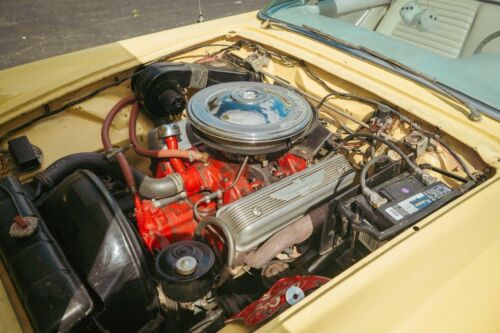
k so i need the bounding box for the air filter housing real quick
[187,82,314,156]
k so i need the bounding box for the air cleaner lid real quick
[188,82,314,155]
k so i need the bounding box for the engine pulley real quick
[156,240,215,303]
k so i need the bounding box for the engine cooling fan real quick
[187,82,315,156]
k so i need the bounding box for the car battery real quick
[337,172,462,250]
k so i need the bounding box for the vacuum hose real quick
[129,101,208,162]
[101,96,139,193]
[100,96,208,198]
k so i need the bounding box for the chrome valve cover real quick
[216,154,355,252]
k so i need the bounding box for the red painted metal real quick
[165,136,186,173]
[228,275,330,326]
[137,197,202,250]
[138,151,308,251]
[154,160,175,178]
[276,153,308,178]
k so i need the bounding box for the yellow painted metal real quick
[0,9,498,333]
[0,260,31,333]
[0,279,23,333]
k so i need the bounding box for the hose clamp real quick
[105,144,132,161]
[157,124,181,139]
[188,150,195,162]
[170,173,185,193]
[187,63,209,89]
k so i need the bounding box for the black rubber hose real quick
[418,130,476,182]
[342,133,418,171]
[29,152,144,194]
[419,163,469,183]
[435,138,476,181]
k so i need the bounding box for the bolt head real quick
[252,207,263,216]
[175,256,197,276]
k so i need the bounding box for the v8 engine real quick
[134,80,336,253]
[0,45,481,333]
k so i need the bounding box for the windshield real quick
[260,0,500,113]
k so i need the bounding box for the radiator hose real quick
[139,174,184,199]
[26,152,144,199]
[36,152,144,189]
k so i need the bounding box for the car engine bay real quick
[0,39,491,332]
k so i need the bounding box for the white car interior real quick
[323,0,500,58]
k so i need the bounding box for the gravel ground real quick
[0,0,268,69]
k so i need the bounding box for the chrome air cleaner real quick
[187,82,314,156]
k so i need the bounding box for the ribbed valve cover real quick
[187,82,314,155]
[216,154,355,252]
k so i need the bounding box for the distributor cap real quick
[187,82,315,156]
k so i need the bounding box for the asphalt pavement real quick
[0,0,268,70]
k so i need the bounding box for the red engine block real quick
[136,137,307,251]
